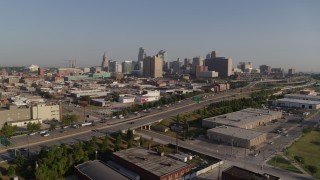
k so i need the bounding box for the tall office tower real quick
[192,56,203,74]
[122,61,134,74]
[38,67,44,77]
[138,47,147,62]
[195,65,208,79]
[109,61,123,73]
[211,51,216,58]
[136,47,146,70]
[204,51,233,77]
[158,50,168,70]
[238,62,253,72]
[143,55,163,78]
[172,58,183,74]
[184,58,192,68]
[115,62,122,73]
[288,68,295,76]
[259,65,271,75]
[101,52,109,72]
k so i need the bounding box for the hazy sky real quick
[0,0,319,72]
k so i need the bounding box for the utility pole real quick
[176,130,179,153]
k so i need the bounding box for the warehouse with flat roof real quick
[74,160,131,180]
[284,94,320,101]
[273,98,320,110]
[113,147,191,180]
[207,126,267,149]
[202,108,282,129]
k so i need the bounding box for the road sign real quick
[0,136,11,146]
[191,97,202,102]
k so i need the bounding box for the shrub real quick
[308,165,318,174]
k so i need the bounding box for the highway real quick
[0,89,251,161]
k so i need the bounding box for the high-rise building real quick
[288,68,295,76]
[172,58,183,74]
[109,61,123,73]
[143,55,163,78]
[259,65,271,75]
[205,51,233,77]
[38,67,44,77]
[195,65,208,79]
[192,56,203,74]
[238,62,252,72]
[122,61,134,74]
[101,52,109,72]
[158,50,168,70]
[138,47,147,62]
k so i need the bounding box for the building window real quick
[309,105,312,109]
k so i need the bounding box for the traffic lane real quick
[2,92,251,153]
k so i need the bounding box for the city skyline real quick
[0,1,319,72]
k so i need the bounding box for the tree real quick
[49,124,57,131]
[114,133,122,152]
[176,114,181,124]
[61,114,78,125]
[27,122,41,133]
[126,129,134,142]
[139,137,145,147]
[7,165,15,177]
[87,137,98,155]
[100,137,109,152]
[1,123,17,137]
[111,92,120,102]
[203,107,208,117]
[308,165,317,174]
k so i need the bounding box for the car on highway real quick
[268,141,274,145]
[42,133,50,137]
[28,132,37,136]
[252,153,258,157]
[39,130,47,135]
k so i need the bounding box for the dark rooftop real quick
[75,160,129,180]
[223,166,280,180]
[113,147,189,177]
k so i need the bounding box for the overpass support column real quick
[148,125,151,130]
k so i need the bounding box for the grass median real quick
[267,155,302,174]
[286,130,320,179]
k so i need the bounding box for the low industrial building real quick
[74,160,130,180]
[202,108,282,129]
[207,126,267,149]
[272,98,320,110]
[222,166,280,180]
[284,94,320,102]
[70,90,110,98]
[118,94,136,103]
[113,147,191,180]
[0,103,60,127]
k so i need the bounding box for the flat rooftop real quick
[208,126,265,140]
[203,108,281,127]
[223,166,280,180]
[285,94,320,101]
[275,98,320,105]
[75,160,129,180]
[113,147,189,177]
